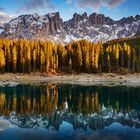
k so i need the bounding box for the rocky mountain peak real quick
[82,12,88,19]
[46,12,65,35]
[0,12,140,43]
[135,15,140,20]
[119,16,136,25]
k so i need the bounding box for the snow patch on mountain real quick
[0,12,140,43]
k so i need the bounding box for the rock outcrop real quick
[0,12,140,43]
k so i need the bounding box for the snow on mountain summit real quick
[0,12,140,43]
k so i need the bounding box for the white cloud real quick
[76,0,126,10]
[0,12,14,23]
[20,0,55,11]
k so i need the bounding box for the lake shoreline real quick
[0,73,140,87]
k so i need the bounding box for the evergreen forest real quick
[0,36,140,74]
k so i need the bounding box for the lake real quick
[0,84,140,140]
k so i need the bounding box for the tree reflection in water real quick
[0,84,140,130]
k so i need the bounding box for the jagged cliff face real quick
[0,12,66,41]
[0,12,140,43]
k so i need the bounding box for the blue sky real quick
[0,0,140,23]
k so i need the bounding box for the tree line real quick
[0,37,139,73]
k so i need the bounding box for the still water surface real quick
[0,84,140,140]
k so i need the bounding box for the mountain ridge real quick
[0,12,140,43]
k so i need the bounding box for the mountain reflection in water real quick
[0,84,140,140]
